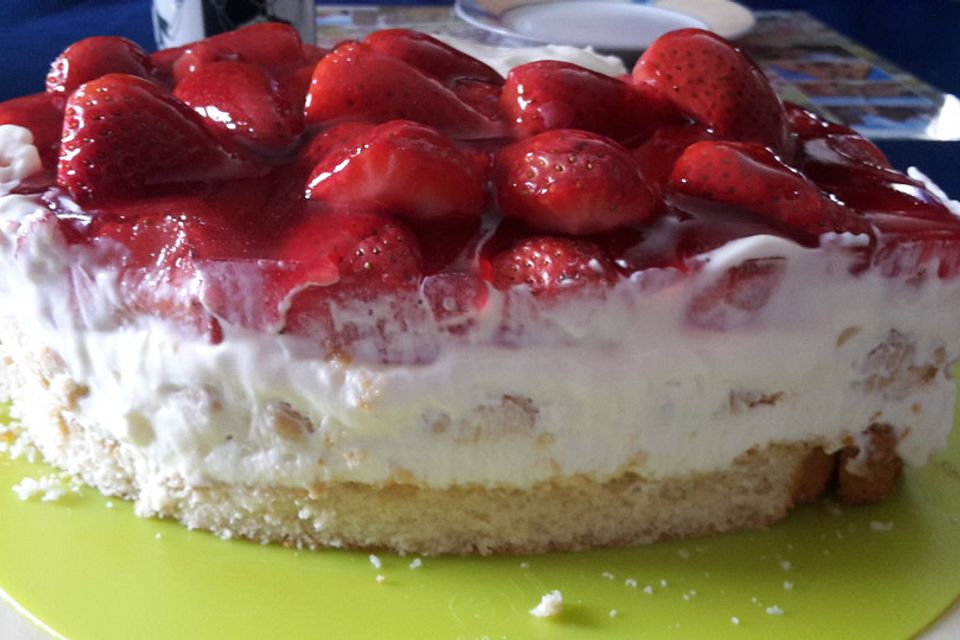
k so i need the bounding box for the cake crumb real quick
[409,557,423,569]
[105,500,114,509]
[677,548,690,559]
[783,581,794,591]
[601,571,615,580]
[625,578,638,588]
[519,561,530,569]
[154,533,162,540]
[12,475,68,502]
[375,574,386,584]
[731,616,740,626]
[682,594,690,601]
[870,520,895,532]
[766,605,784,616]
[529,590,563,618]
[779,560,792,572]
[608,609,618,618]
[660,579,668,588]
[369,554,383,569]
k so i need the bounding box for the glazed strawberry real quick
[276,45,331,113]
[687,258,786,330]
[87,209,232,338]
[171,22,305,82]
[46,36,155,106]
[282,211,422,298]
[501,61,676,143]
[0,93,64,170]
[306,120,486,222]
[494,129,659,235]
[364,32,505,119]
[491,236,619,294]
[58,74,257,202]
[633,29,790,154]
[795,136,949,222]
[280,211,422,338]
[631,123,716,189]
[304,42,505,139]
[422,271,489,332]
[365,29,502,85]
[668,141,823,230]
[174,61,303,152]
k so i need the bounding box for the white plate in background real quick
[454,0,755,50]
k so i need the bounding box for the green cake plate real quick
[1,400,959,639]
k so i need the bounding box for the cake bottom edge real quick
[1,339,905,556]
[4,414,903,556]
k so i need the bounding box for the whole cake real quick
[1,25,959,554]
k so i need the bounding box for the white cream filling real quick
[1,86,959,492]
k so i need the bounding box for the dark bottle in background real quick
[152,0,316,48]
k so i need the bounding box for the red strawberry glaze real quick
[2,25,959,353]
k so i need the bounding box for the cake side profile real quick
[1,26,959,554]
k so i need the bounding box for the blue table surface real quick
[0,0,957,193]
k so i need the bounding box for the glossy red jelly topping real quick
[1,25,958,345]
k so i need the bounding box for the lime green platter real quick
[1,400,959,640]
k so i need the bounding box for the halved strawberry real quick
[797,136,945,220]
[46,36,155,106]
[501,61,676,143]
[276,45,331,114]
[58,74,258,202]
[304,42,505,139]
[279,211,423,342]
[174,61,303,152]
[0,93,64,170]
[873,230,960,281]
[422,271,489,333]
[306,120,486,222]
[494,129,659,235]
[631,123,716,190]
[668,141,824,231]
[634,29,790,154]
[282,210,422,299]
[490,236,619,295]
[171,22,305,82]
[686,258,786,330]
[365,29,502,86]
[86,208,233,338]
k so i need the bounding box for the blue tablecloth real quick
[0,0,957,192]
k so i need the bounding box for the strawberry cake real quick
[1,25,959,554]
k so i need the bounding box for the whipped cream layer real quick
[2,123,959,491]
